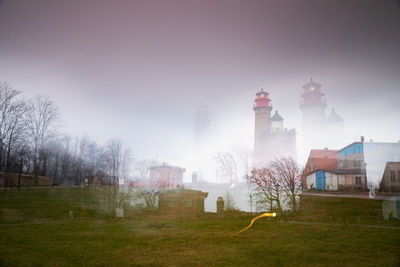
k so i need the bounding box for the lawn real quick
[0,187,399,266]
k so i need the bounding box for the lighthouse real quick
[253,89,272,159]
[300,78,327,151]
[253,89,296,167]
[299,78,346,160]
[300,78,327,131]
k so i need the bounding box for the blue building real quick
[304,137,400,191]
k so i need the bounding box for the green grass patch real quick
[0,187,399,266]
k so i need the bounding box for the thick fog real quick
[1,0,399,181]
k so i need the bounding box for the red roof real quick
[309,149,338,159]
[303,149,339,177]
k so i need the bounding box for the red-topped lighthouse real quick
[300,78,327,132]
[253,89,273,164]
[300,78,326,107]
[253,89,297,167]
[300,78,328,158]
[253,89,273,150]
[253,89,272,109]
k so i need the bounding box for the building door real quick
[316,170,326,190]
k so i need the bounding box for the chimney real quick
[361,136,365,142]
[192,172,198,184]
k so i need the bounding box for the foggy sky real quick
[0,0,399,170]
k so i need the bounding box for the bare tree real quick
[0,82,140,188]
[44,140,63,185]
[105,138,132,185]
[248,157,302,213]
[0,82,27,172]
[24,95,59,185]
[270,157,302,212]
[215,146,252,184]
[132,159,159,180]
[134,179,173,210]
[215,151,238,184]
[120,147,132,183]
[0,81,140,188]
[247,167,283,213]
[224,191,237,211]
[233,146,252,180]
[136,188,159,210]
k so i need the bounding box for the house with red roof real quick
[302,148,338,189]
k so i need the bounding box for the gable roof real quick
[326,108,343,123]
[271,111,284,121]
[303,149,339,176]
[384,162,400,170]
[309,149,338,159]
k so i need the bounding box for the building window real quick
[390,171,395,182]
[355,176,362,185]
[186,199,192,207]
[398,171,400,181]
[353,161,361,167]
[168,199,174,207]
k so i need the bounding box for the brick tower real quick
[253,89,272,159]
[300,78,327,151]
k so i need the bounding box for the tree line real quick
[0,82,132,186]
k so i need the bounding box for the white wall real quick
[306,172,316,189]
[306,171,345,191]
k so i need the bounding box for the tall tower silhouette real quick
[253,89,272,159]
[253,89,296,167]
[300,79,327,147]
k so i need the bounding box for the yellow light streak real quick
[232,212,277,236]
